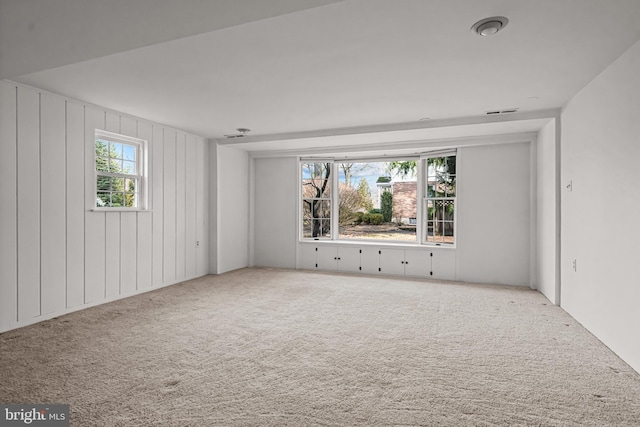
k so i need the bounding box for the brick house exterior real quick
[392,181,417,224]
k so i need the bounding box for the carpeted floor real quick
[1,268,639,426]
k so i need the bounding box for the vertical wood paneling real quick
[196,137,208,276]
[185,135,197,278]
[176,132,186,280]
[106,112,119,133]
[151,125,164,286]
[66,101,85,308]
[104,112,121,298]
[84,106,106,304]
[1,83,209,332]
[137,121,153,289]
[163,128,176,284]
[105,213,120,298]
[120,212,137,294]
[40,93,66,315]
[0,82,17,330]
[17,86,41,321]
[120,116,138,294]
[120,116,137,138]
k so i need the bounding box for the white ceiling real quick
[6,0,640,149]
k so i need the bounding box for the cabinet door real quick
[378,248,405,275]
[404,250,430,277]
[430,250,456,280]
[360,247,380,274]
[337,247,361,272]
[316,246,338,270]
[299,244,317,270]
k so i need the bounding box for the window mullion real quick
[330,161,339,240]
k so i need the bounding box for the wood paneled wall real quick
[0,82,209,332]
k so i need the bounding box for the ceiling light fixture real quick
[471,16,509,36]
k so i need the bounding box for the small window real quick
[94,130,147,210]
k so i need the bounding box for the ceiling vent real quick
[471,16,509,36]
[486,108,519,115]
[224,128,251,138]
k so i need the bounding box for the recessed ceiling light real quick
[419,117,431,121]
[471,16,509,36]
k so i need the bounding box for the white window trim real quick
[420,150,457,247]
[92,129,149,211]
[299,159,334,240]
[299,153,457,246]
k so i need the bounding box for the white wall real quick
[253,156,298,269]
[0,81,209,333]
[536,119,558,303]
[214,144,250,273]
[561,39,640,373]
[456,141,532,286]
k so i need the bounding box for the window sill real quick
[299,239,455,250]
[90,208,152,212]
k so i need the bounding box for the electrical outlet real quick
[196,241,200,247]
[572,259,577,272]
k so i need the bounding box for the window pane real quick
[426,221,435,242]
[443,200,455,221]
[112,177,124,191]
[302,218,313,238]
[109,159,123,173]
[337,160,416,241]
[125,192,136,207]
[123,144,136,161]
[96,156,109,172]
[302,162,331,198]
[122,160,136,175]
[97,176,110,191]
[302,200,312,220]
[111,192,124,207]
[124,178,136,192]
[110,142,123,159]
[97,192,110,207]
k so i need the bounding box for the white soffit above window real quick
[229,115,553,157]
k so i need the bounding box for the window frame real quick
[421,150,457,247]
[93,129,149,211]
[300,160,334,240]
[299,150,457,246]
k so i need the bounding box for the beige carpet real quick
[1,268,640,426]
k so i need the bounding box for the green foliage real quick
[368,208,381,214]
[381,191,393,222]
[388,160,417,178]
[353,211,365,225]
[362,212,384,225]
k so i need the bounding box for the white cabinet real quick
[299,244,456,281]
[302,245,362,272]
[299,244,318,270]
[378,248,430,277]
[404,250,431,277]
[360,247,380,275]
[429,249,456,281]
[316,245,338,270]
[336,247,361,272]
[378,248,405,275]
